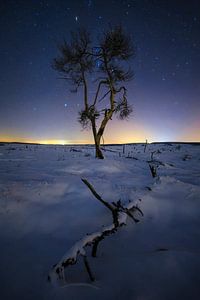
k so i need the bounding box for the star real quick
[88,0,92,7]
[75,16,78,22]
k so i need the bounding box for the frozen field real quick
[0,142,200,300]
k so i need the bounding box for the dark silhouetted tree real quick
[53,26,135,159]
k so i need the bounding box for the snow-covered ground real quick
[0,142,200,299]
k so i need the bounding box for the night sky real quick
[1,0,200,144]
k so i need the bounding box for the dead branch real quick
[148,163,157,178]
[93,80,108,106]
[82,255,95,281]
[81,178,115,212]
[98,90,111,102]
[48,179,143,286]
[151,151,156,161]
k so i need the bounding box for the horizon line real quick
[1,141,200,146]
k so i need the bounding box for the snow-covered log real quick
[48,179,143,285]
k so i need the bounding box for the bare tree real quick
[53,26,135,159]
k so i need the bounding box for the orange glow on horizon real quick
[0,121,199,145]
[0,135,152,145]
[0,136,90,145]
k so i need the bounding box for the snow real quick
[0,142,200,299]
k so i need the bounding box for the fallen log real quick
[48,179,143,286]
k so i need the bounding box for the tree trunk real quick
[95,141,104,159]
[90,90,115,159]
[91,118,104,159]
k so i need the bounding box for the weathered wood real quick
[83,255,95,282]
[112,201,143,222]
[49,179,143,285]
[148,163,157,178]
[81,178,115,212]
[91,226,117,257]
[92,237,102,257]
[151,151,156,161]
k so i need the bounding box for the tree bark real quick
[91,117,104,159]
[90,83,115,159]
[95,143,104,159]
[95,107,113,153]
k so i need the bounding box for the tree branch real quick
[115,86,127,94]
[98,90,111,103]
[81,70,89,111]
[93,80,108,106]
[48,179,143,285]
[81,178,115,212]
